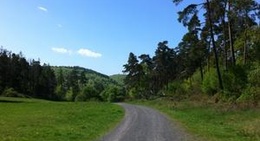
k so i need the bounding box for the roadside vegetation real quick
[0,0,259,140]
[0,97,124,141]
[123,0,260,105]
[123,1,260,140]
[132,98,260,141]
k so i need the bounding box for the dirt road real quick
[100,103,190,141]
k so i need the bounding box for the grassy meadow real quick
[0,97,124,141]
[132,99,260,141]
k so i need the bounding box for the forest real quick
[123,0,260,105]
[0,48,124,102]
[1,0,260,106]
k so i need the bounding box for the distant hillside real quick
[110,74,126,86]
[52,66,119,87]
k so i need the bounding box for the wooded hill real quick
[0,47,124,102]
[110,74,126,86]
[51,66,125,102]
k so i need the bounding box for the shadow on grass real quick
[0,99,24,103]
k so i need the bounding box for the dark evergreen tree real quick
[153,41,177,90]
[123,52,144,98]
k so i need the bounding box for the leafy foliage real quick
[52,66,124,102]
[101,85,125,102]
[123,0,260,104]
[0,48,125,102]
[201,68,219,95]
[110,74,126,86]
[2,87,24,98]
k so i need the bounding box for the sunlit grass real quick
[132,99,260,141]
[0,97,124,141]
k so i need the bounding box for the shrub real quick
[201,68,219,95]
[238,64,260,105]
[2,87,23,97]
[74,93,87,102]
[222,65,247,100]
[247,64,260,86]
[65,88,73,101]
[101,85,125,102]
[164,81,188,100]
[77,85,100,101]
[239,86,260,102]
[55,85,66,101]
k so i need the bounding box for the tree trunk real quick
[207,39,211,72]
[243,38,247,65]
[222,0,228,70]
[206,0,224,90]
[199,62,203,81]
[228,0,236,65]
[243,12,249,65]
[222,18,228,70]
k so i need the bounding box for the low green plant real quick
[101,85,125,102]
[132,99,260,141]
[238,64,260,105]
[0,97,124,141]
[201,68,219,95]
[65,87,74,101]
[164,81,188,100]
[1,87,24,98]
[222,65,247,100]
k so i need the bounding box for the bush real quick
[74,93,87,102]
[239,86,260,102]
[201,68,219,95]
[55,85,66,101]
[164,81,188,100]
[238,64,260,105]
[101,85,125,102]
[81,85,99,101]
[65,88,73,101]
[222,65,247,100]
[247,64,260,86]
[2,88,24,97]
[162,69,204,101]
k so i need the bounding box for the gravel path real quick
[99,103,190,141]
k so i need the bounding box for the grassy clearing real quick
[131,99,260,141]
[0,97,124,141]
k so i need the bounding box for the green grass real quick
[131,99,260,141]
[0,97,124,141]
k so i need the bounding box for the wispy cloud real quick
[51,47,101,58]
[38,6,48,12]
[77,49,102,58]
[52,47,72,54]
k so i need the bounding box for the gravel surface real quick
[99,103,190,141]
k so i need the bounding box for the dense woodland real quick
[123,0,260,105]
[0,47,123,102]
[1,0,260,105]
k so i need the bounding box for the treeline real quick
[0,48,57,100]
[0,48,125,102]
[53,66,125,102]
[123,0,260,104]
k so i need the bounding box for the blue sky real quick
[0,0,192,75]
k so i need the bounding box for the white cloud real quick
[77,48,102,58]
[38,6,48,12]
[51,47,72,54]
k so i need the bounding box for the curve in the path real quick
[100,103,190,141]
